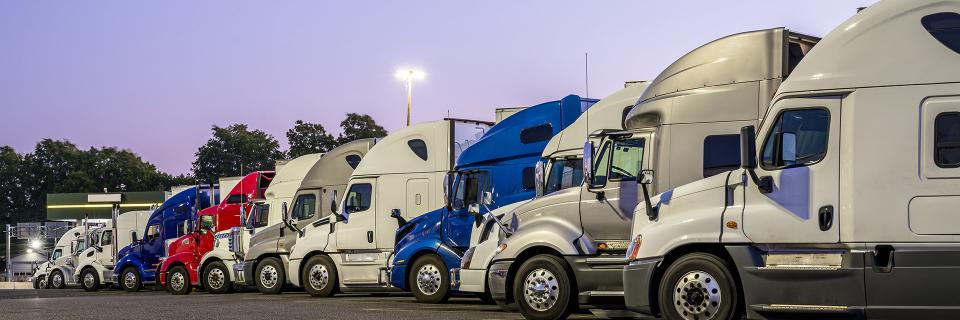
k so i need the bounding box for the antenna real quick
[584,52,590,98]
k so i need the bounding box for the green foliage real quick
[286,120,337,159]
[337,113,388,145]
[191,124,283,183]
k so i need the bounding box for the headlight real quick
[496,243,508,254]
[626,234,642,261]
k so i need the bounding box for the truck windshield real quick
[452,172,489,210]
[544,159,583,195]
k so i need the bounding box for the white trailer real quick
[74,210,151,291]
[624,1,960,319]
[287,119,490,296]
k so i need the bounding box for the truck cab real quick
[389,95,595,303]
[286,119,490,297]
[456,82,648,306]
[113,186,212,292]
[159,171,274,294]
[625,1,960,319]
[239,139,376,294]
[487,27,817,319]
[39,225,92,289]
[75,210,152,291]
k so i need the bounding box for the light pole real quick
[395,68,425,127]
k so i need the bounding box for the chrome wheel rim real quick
[207,268,225,290]
[308,264,329,290]
[52,273,63,288]
[259,265,278,289]
[672,270,722,320]
[415,264,442,295]
[83,272,96,288]
[124,271,137,289]
[170,271,185,292]
[523,268,559,312]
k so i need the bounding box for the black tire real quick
[32,276,41,289]
[254,257,285,294]
[657,253,740,320]
[80,268,101,292]
[41,275,50,289]
[48,270,66,289]
[120,267,142,292]
[202,261,233,294]
[513,255,577,320]
[301,255,339,297]
[166,266,192,295]
[409,254,450,303]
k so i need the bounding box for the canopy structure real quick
[45,191,166,220]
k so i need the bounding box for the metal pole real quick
[406,73,413,127]
[6,224,11,282]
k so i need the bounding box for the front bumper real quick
[623,258,660,315]
[487,260,513,302]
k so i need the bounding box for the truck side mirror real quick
[281,202,289,222]
[390,209,407,227]
[442,172,453,209]
[131,231,138,244]
[639,170,654,185]
[582,141,594,183]
[740,126,758,169]
[534,160,545,197]
[482,191,493,207]
[330,190,345,222]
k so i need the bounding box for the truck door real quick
[282,190,320,253]
[336,179,377,250]
[443,171,489,251]
[741,97,840,243]
[581,134,648,243]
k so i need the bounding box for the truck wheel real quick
[33,276,41,289]
[40,275,49,289]
[657,253,740,320]
[49,270,66,289]
[80,268,101,291]
[410,254,450,303]
[302,255,339,297]
[202,261,232,294]
[167,266,192,295]
[121,267,142,292]
[255,257,285,294]
[513,255,577,320]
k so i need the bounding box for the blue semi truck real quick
[113,186,213,292]
[391,95,596,303]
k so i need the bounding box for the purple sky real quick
[0,1,877,174]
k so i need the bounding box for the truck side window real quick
[609,139,645,181]
[521,167,536,190]
[591,142,613,186]
[293,194,317,220]
[545,159,583,195]
[761,108,830,169]
[52,249,62,260]
[452,172,488,210]
[251,204,270,228]
[345,184,373,213]
[146,224,160,241]
[226,194,246,204]
[101,230,113,246]
[935,112,960,168]
[520,124,553,144]
[703,135,741,177]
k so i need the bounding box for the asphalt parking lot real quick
[0,288,644,320]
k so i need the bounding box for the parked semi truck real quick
[113,186,213,292]
[34,225,95,289]
[456,82,648,306]
[486,27,818,319]
[624,1,960,319]
[390,95,595,303]
[75,210,152,291]
[285,119,490,296]
[159,171,274,294]
[234,139,377,294]
[204,153,324,292]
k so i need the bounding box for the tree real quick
[191,124,283,184]
[337,113,388,144]
[0,146,25,225]
[286,120,337,159]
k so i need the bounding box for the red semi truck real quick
[159,171,274,294]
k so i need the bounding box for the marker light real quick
[626,235,643,261]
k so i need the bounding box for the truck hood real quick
[396,207,444,249]
[117,244,133,259]
[632,170,733,235]
[501,185,581,232]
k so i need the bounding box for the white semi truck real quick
[624,1,960,319]
[286,119,490,296]
[486,27,818,319]
[35,225,95,289]
[74,210,151,291]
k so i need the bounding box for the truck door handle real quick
[367,231,374,243]
[818,205,834,231]
[874,245,895,273]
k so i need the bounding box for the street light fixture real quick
[394,68,425,127]
[30,239,42,249]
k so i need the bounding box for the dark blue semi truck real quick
[390,95,596,303]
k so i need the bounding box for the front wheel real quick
[80,268,101,291]
[32,276,42,289]
[166,266,192,295]
[513,255,577,320]
[657,253,741,320]
[48,270,66,289]
[255,257,285,294]
[121,267,142,292]
[302,255,338,297]
[202,261,233,294]
[410,254,450,303]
